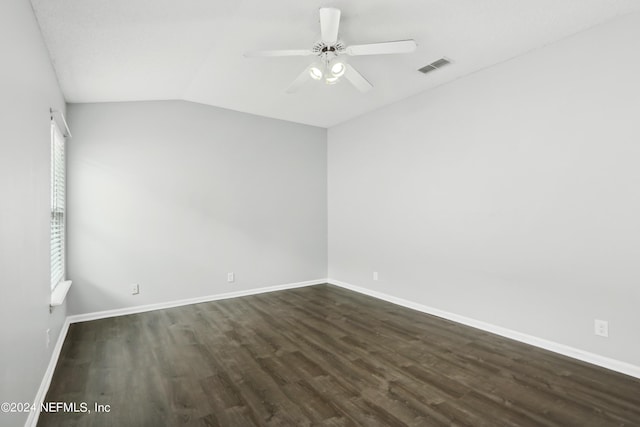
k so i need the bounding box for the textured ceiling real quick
[31,0,640,128]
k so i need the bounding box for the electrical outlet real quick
[131,283,140,295]
[46,329,51,348]
[373,272,379,281]
[227,272,235,283]
[594,319,608,337]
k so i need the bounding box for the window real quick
[51,120,66,290]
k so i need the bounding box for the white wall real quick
[66,101,327,314]
[0,1,68,426]
[328,13,640,367]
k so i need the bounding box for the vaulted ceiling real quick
[31,0,640,127]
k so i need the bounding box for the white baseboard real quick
[25,317,71,427]
[328,278,640,379]
[68,278,327,324]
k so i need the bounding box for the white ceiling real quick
[31,0,640,128]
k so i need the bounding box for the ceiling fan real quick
[245,8,417,93]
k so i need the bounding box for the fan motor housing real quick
[313,40,345,58]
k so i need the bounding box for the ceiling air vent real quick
[418,58,451,74]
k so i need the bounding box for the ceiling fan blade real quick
[244,49,314,58]
[319,8,341,44]
[346,39,417,56]
[285,66,312,93]
[344,64,373,93]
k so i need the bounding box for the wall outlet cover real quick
[594,319,609,337]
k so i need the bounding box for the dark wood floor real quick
[40,284,640,426]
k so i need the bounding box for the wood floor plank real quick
[39,284,640,426]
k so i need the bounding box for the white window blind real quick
[51,120,66,290]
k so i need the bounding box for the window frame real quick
[51,119,66,291]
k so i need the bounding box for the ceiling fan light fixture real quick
[330,61,346,78]
[325,75,340,85]
[309,66,323,80]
